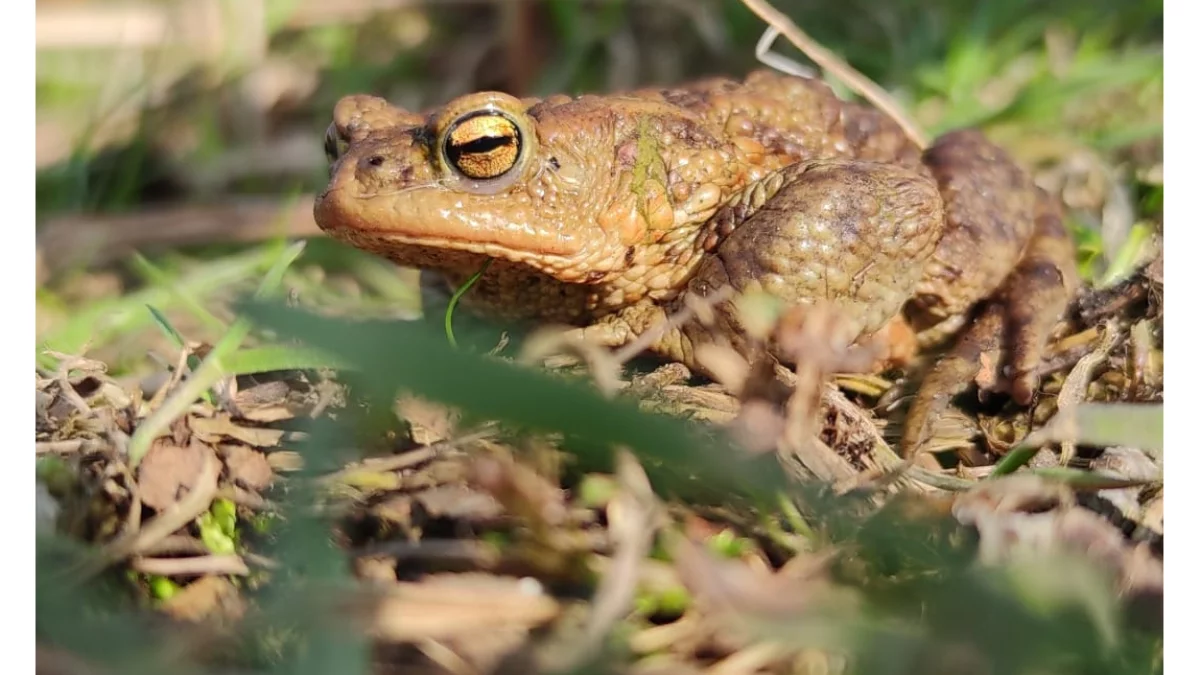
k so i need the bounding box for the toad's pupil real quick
[450,134,514,157]
[445,119,521,179]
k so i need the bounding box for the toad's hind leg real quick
[901,131,1079,457]
[586,158,947,368]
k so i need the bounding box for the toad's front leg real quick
[901,130,1079,457]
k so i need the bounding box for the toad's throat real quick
[410,248,619,325]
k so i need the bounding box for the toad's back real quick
[635,71,926,171]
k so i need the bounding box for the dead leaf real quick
[636,384,741,424]
[414,485,503,521]
[1090,446,1160,519]
[354,556,399,584]
[138,439,219,511]
[230,380,295,421]
[219,444,274,491]
[236,404,294,423]
[267,450,303,472]
[369,575,560,642]
[953,475,1162,601]
[189,414,285,448]
[159,576,246,623]
[670,535,849,619]
[96,449,220,569]
[396,395,460,445]
[627,362,692,392]
[469,454,568,529]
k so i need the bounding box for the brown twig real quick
[37,197,320,276]
[415,640,479,675]
[367,579,561,642]
[36,439,107,455]
[50,361,95,417]
[321,427,495,486]
[215,484,273,510]
[131,554,251,577]
[525,288,733,396]
[822,384,974,492]
[1056,319,1120,465]
[143,347,195,415]
[613,286,736,364]
[709,643,792,675]
[519,328,627,396]
[350,539,501,568]
[549,451,663,670]
[137,535,213,557]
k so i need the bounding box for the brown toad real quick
[315,70,1078,456]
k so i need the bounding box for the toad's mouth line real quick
[328,226,585,264]
[315,185,590,265]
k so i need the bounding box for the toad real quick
[315,70,1077,457]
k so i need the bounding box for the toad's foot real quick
[901,132,1078,457]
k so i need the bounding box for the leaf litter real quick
[36,242,1164,674]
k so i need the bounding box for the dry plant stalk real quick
[723,301,888,485]
[1056,319,1120,465]
[738,0,929,148]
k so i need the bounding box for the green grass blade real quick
[992,402,1163,477]
[222,344,354,375]
[255,240,308,298]
[444,259,491,349]
[128,252,229,333]
[145,305,188,351]
[37,247,275,364]
[238,298,788,502]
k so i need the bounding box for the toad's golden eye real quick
[442,111,522,180]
